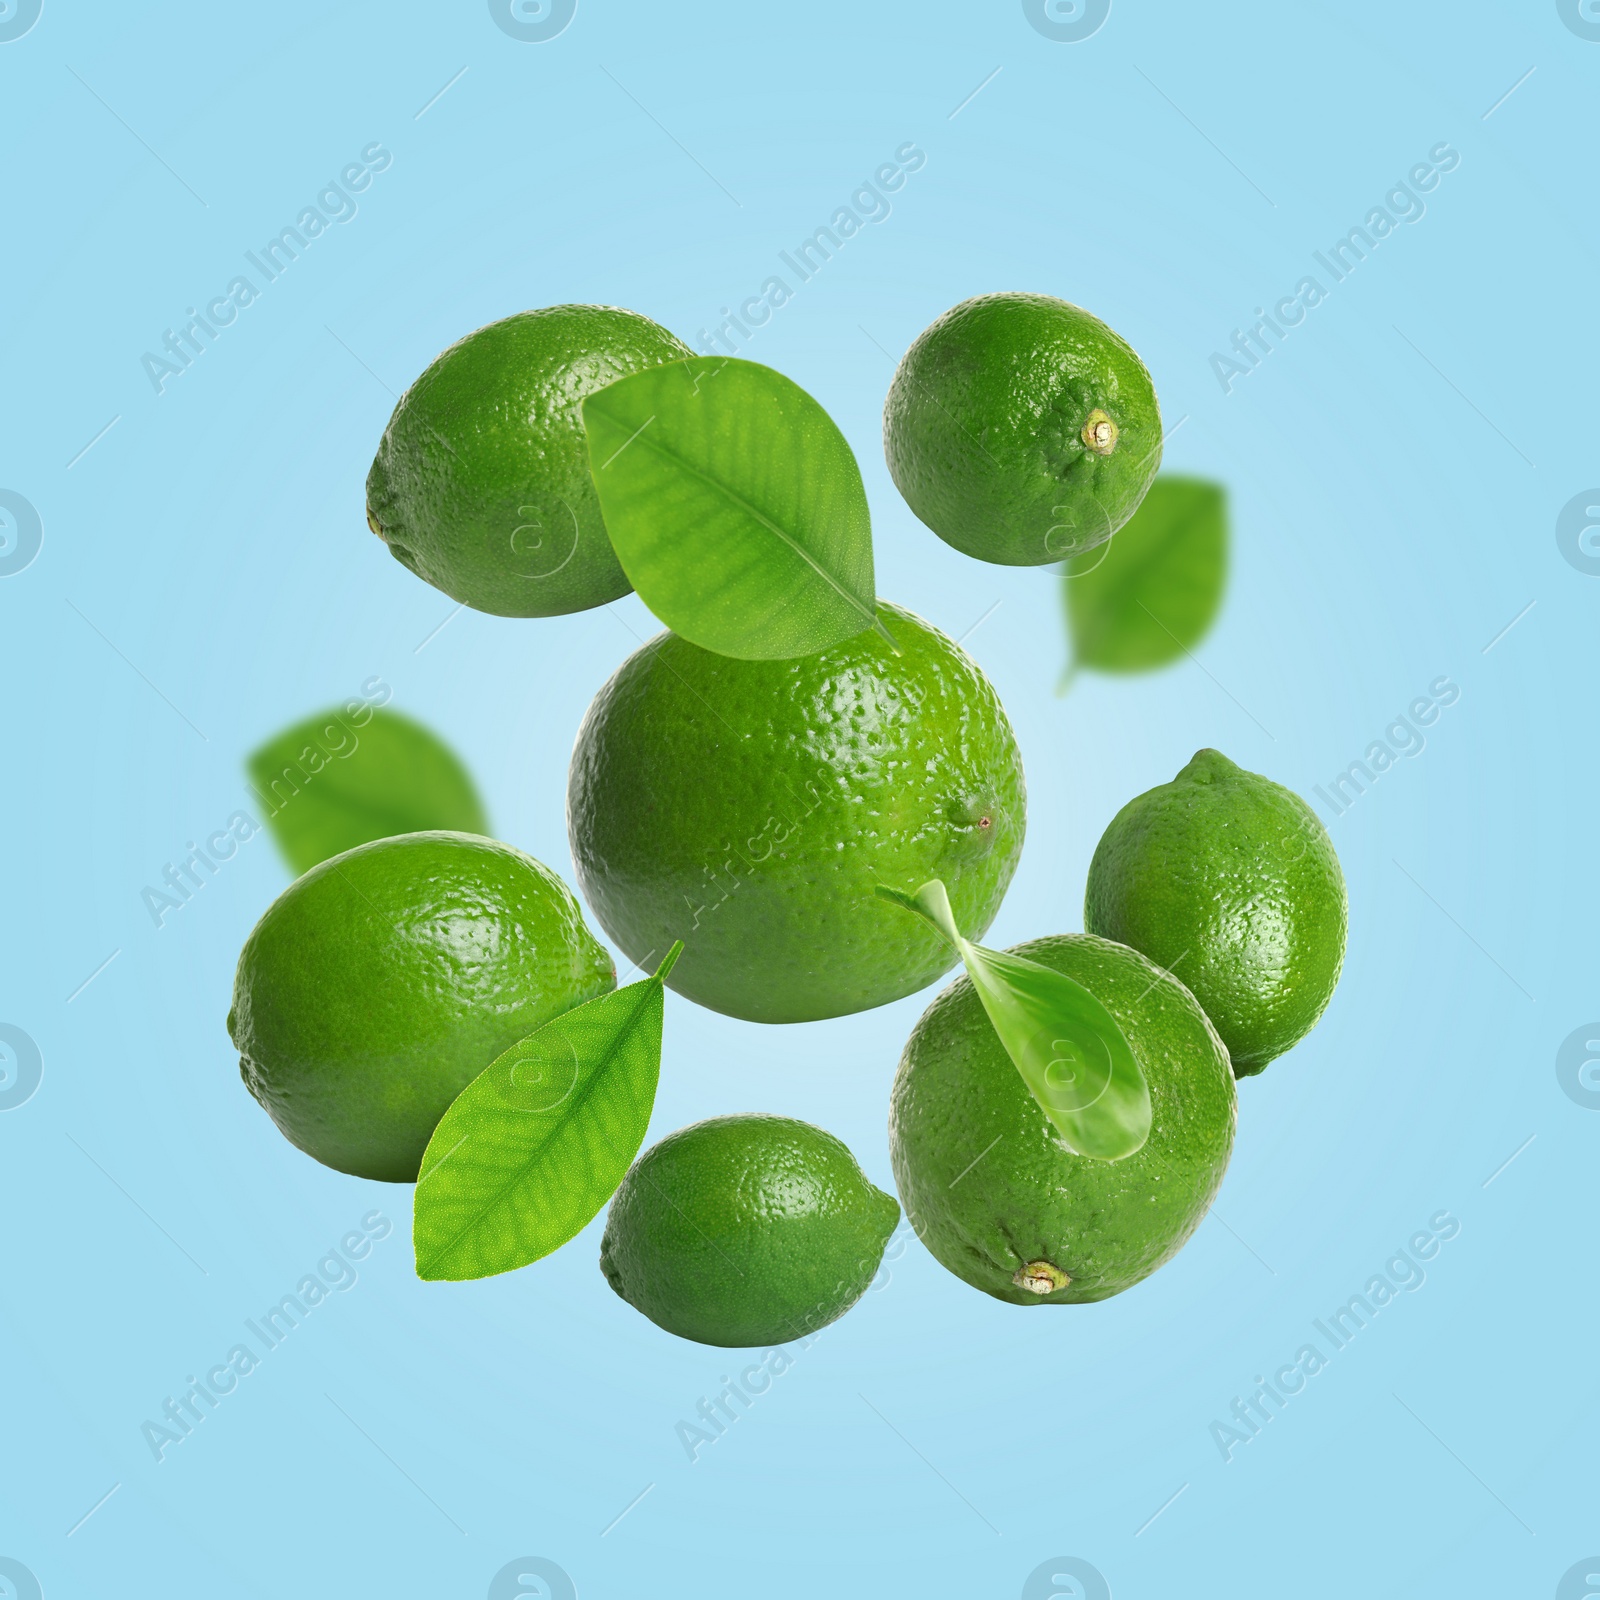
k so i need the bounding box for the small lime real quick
[890,933,1235,1305]
[228,831,615,1181]
[1084,749,1347,1075]
[884,291,1162,565]
[600,1114,900,1347]
[566,602,1026,1023]
[366,305,692,617]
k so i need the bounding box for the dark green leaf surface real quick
[583,357,884,660]
[249,706,486,875]
[878,881,1151,1161]
[412,946,681,1282]
[1062,475,1227,680]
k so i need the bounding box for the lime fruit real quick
[228,831,615,1182]
[566,602,1026,1023]
[890,933,1235,1305]
[883,291,1162,565]
[1084,749,1347,1075]
[365,305,692,617]
[600,1114,899,1346]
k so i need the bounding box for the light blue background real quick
[3,3,1596,1595]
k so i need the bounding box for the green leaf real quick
[583,357,888,660]
[1061,474,1228,685]
[413,943,683,1282]
[248,705,487,875]
[877,881,1151,1162]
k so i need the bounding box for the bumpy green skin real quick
[891,934,1235,1305]
[600,1114,900,1347]
[567,603,1027,1023]
[1084,749,1347,1075]
[884,292,1162,566]
[366,306,692,617]
[228,831,615,1182]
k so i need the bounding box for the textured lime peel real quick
[876,880,1152,1161]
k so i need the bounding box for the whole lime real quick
[228,831,615,1182]
[890,933,1235,1305]
[566,602,1026,1023]
[1084,749,1347,1075]
[883,291,1162,565]
[365,305,692,617]
[600,1114,900,1347]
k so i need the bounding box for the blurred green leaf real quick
[1061,475,1227,685]
[248,706,487,875]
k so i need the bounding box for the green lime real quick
[228,830,615,1182]
[366,305,692,617]
[600,1114,900,1347]
[890,933,1235,1305]
[567,602,1026,1023]
[883,291,1162,565]
[1084,749,1347,1075]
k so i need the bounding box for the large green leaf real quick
[878,881,1151,1161]
[248,705,486,875]
[1061,475,1227,685]
[583,357,888,660]
[413,945,682,1282]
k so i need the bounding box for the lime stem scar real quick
[1081,410,1118,456]
[1013,1260,1071,1295]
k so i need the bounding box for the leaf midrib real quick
[607,415,877,629]
[419,983,657,1274]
